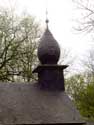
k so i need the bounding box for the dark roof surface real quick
[0,82,84,124]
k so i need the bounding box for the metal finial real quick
[45,8,49,28]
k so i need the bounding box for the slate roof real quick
[0,82,84,124]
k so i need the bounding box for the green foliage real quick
[0,9,41,82]
[65,74,85,99]
[77,82,94,119]
[66,74,94,120]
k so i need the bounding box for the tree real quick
[65,73,94,120]
[82,49,94,84]
[76,82,94,119]
[73,0,94,33]
[0,9,23,81]
[73,0,94,78]
[65,74,85,99]
[0,9,41,82]
[9,14,41,82]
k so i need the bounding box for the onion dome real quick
[38,25,60,64]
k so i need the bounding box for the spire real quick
[37,2,60,64]
[45,8,49,29]
[38,18,60,64]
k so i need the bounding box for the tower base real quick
[33,64,68,91]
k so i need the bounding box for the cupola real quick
[33,20,68,90]
[38,21,60,64]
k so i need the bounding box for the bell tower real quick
[33,19,68,90]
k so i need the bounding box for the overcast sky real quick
[0,0,93,72]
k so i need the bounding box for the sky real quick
[0,0,93,72]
